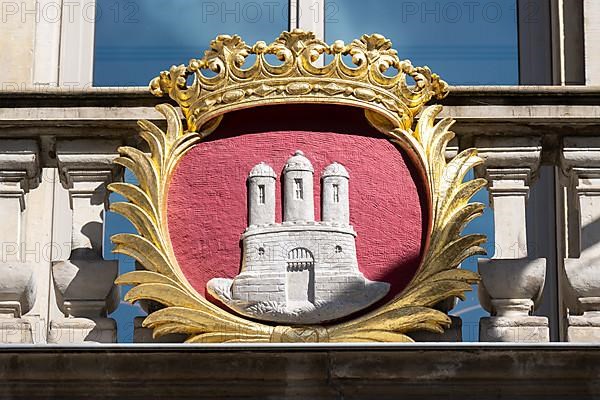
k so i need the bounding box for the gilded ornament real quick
[111,30,486,343]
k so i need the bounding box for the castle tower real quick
[247,162,276,226]
[283,150,314,222]
[321,162,350,224]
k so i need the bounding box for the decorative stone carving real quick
[112,33,485,343]
[247,163,277,226]
[564,258,600,342]
[475,136,549,342]
[208,151,389,324]
[478,259,548,342]
[561,137,600,342]
[0,140,40,343]
[50,140,120,343]
[322,162,350,224]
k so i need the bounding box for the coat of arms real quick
[208,152,389,323]
[110,30,486,342]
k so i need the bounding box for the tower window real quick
[294,178,303,200]
[333,184,339,203]
[258,184,265,204]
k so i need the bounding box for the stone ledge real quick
[1,87,600,168]
[2,85,600,106]
[0,344,599,399]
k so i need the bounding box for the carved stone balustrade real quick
[0,86,599,343]
[51,140,120,343]
[473,136,549,342]
[0,140,40,343]
[561,137,600,342]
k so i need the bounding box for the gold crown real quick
[150,29,449,133]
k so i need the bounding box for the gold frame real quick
[111,30,486,343]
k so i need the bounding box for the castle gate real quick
[286,247,315,303]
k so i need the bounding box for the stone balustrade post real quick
[50,140,120,343]
[561,137,600,342]
[474,137,549,342]
[0,140,40,343]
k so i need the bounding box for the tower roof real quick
[283,150,314,173]
[248,162,276,178]
[322,162,349,178]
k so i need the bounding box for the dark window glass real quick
[325,0,519,85]
[94,0,288,86]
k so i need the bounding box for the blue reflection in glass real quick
[325,0,518,85]
[103,170,145,343]
[93,0,288,86]
[449,170,495,341]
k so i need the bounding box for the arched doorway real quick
[286,247,315,304]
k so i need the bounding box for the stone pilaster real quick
[474,137,549,342]
[0,140,40,343]
[584,0,600,85]
[50,140,120,343]
[561,137,600,342]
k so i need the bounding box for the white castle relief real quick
[207,150,390,324]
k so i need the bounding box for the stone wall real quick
[243,228,357,273]
[584,0,600,84]
[1,0,36,87]
[0,87,600,342]
[0,344,599,399]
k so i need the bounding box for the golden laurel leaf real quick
[110,31,486,343]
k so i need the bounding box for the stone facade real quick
[2,13,600,400]
[475,138,549,342]
[2,345,600,399]
[1,85,600,344]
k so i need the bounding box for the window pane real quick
[104,170,145,343]
[94,0,289,86]
[325,0,519,85]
